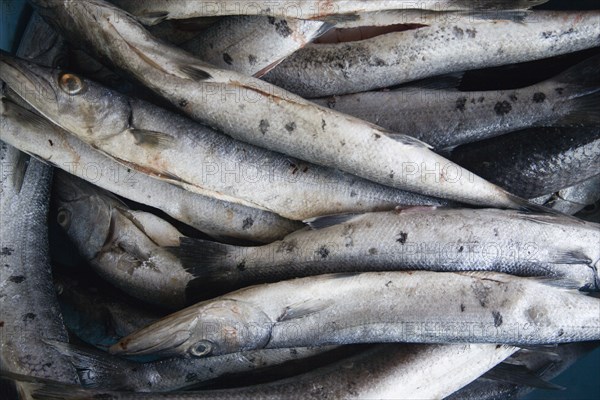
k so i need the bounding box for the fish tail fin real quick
[0,371,87,400]
[551,55,600,125]
[169,237,242,299]
[43,339,130,390]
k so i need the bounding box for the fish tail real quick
[169,237,242,300]
[0,371,90,400]
[43,339,130,390]
[551,55,600,125]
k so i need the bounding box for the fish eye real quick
[189,340,213,357]
[56,208,71,229]
[58,73,86,95]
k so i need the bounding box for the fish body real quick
[0,98,302,243]
[178,208,600,295]
[0,52,448,220]
[264,11,600,97]
[0,13,78,384]
[111,271,600,358]
[180,16,330,77]
[24,344,517,399]
[451,127,600,198]
[52,171,194,308]
[22,0,530,209]
[313,55,600,149]
[448,342,600,399]
[111,0,548,24]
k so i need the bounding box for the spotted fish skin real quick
[264,11,600,97]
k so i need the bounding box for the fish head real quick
[52,173,116,261]
[109,299,273,358]
[0,51,131,143]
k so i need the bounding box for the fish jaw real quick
[110,299,274,358]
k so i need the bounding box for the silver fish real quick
[110,271,600,358]
[25,0,534,210]
[541,175,600,216]
[0,98,302,243]
[175,207,600,295]
[264,11,600,97]
[0,12,78,385]
[110,0,548,25]
[13,344,518,399]
[448,342,600,399]
[52,171,195,309]
[0,52,447,221]
[180,16,331,77]
[313,55,600,149]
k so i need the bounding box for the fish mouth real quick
[109,329,191,357]
[0,50,58,110]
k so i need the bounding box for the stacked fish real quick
[1,0,599,398]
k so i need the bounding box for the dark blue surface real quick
[1,0,598,397]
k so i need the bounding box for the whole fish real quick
[0,53,449,221]
[111,0,548,25]
[110,271,600,358]
[313,55,600,149]
[13,344,517,399]
[448,342,600,400]
[0,13,78,385]
[55,274,163,349]
[52,171,198,309]
[264,11,600,97]
[451,127,600,198]
[25,0,536,210]
[180,16,331,77]
[174,207,600,295]
[0,97,301,243]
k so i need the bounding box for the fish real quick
[0,52,449,221]
[22,0,537,210]
[52,170,198,308]
[180,16,331,77]
[0,142,79,384]
[312,55,600,149]
[532,175,600,216]
[447,342,600,399]
[263,10,600,97]
[110,0,549,25]
[110,271,600,358]
[450,127,600,198]
[0,96,302,243]
[7,344,518,399]
[0,12,79,385]
[174,207,600,296]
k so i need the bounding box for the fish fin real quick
[554,90,600,126]
[277,298,333,322]
[515,347,561,362]
[552,250,592,265]
[530,276,584,291]
[483,363,565,390]
[466,10,531,23]
[0,371,86,400]
[1,97,54,132]
[179,65,213,81]
[313,22,336,39]
[43,340,129,390]
[396,73,465,91]
[553,54,600,89]
[253,59,287,78]
[386,133,434,149]
[508,193,583,222]
[127,128,175,149]
[170,237,240,292]
[135,11,169,26]
[303,213,362,230]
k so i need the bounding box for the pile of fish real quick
[1,0,599,398]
